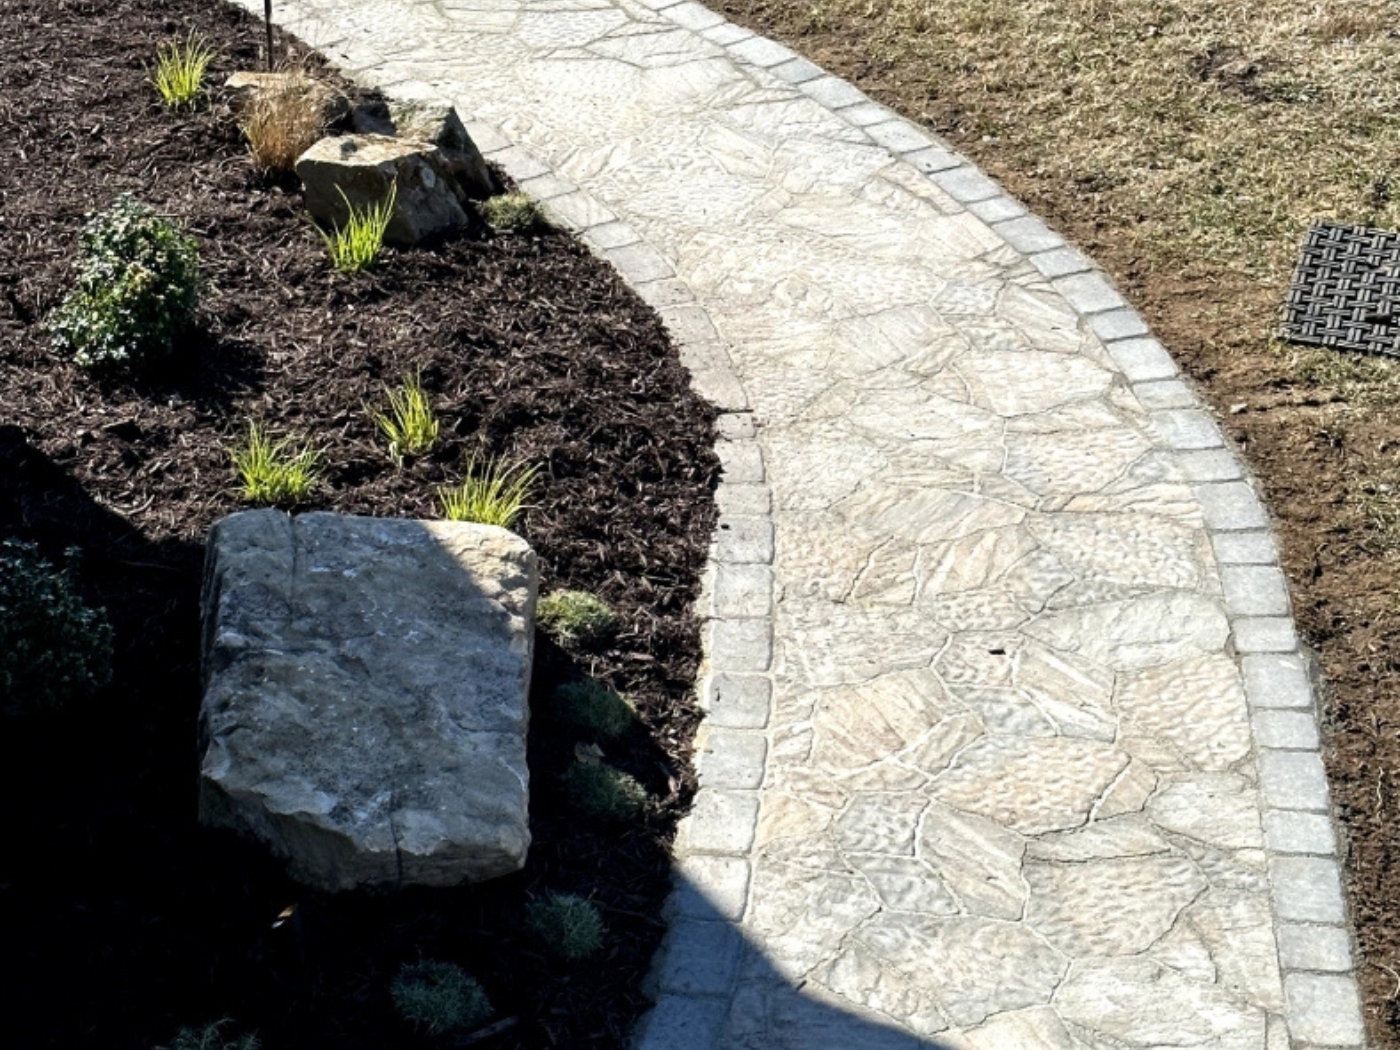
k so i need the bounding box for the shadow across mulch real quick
[0,1,718,1048]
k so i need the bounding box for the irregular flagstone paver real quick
[234,0,1365,1045]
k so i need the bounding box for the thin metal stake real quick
[264,0,274,71]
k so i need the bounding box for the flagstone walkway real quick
[236,0,1366,1045]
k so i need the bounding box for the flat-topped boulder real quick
[198,510,537,891]
[352,93,496,200]
[296,134,470,246]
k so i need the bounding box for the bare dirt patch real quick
[709,0,1400,1040]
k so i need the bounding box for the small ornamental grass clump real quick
[391,960,491,1036]
[50,195,200,372]
[229,422,320,506]
[562,760,647,823]
[318,185,395,274]
[368,373,439,462]
[155,1020,259,1050]
[526,892,606,961]
[536,590,615,647]
[239,74,328,174]
[438,456,538,529]
[150,33,217,109]
[481,192,547,233]
[553,679,635,739]
[0,540,113,718]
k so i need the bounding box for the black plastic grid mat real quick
[1283,221,1400,358]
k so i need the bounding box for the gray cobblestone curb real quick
[230,0,1366,1044]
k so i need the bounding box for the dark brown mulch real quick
[0,1,718,1048]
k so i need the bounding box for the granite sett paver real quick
[235,0,1365,1044]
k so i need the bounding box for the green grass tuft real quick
[561,761,647,823]
[553,679,635,739]
[318,184,395,273]
[151,33,217,109]
[481,192,548,233]
[391,960,491,1036]
[526,892,607,961]
[228,422,320,506]
[368,372,439,462]
[536,590,615,647]
[438,456,538,529]
[155,1020,259,1050]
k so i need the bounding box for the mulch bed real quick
[0,1,718,1048]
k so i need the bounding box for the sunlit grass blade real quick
[317,184,395,273]
[151,32,217,109]
[437,456,538,529]
[367,372,439,462]
[228,421,320,506]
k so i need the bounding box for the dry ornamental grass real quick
[238,72,331,173]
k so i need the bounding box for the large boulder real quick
[353,94,496,200]
[198,510,537,891]
[296,134,470,246]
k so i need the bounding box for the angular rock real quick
[224,70,350,126]
[296,134,470,246]
[199,510,537,890]
[353,96,496,200]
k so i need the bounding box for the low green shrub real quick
[228,422,320,506]
[154,1019,258,1050]
[536,590,615,647]
[50,195,200,372]
[368,372,439,462]
[151,32,217,108]
[526,892,606,961]
[318,185,395,273]
[0,540,113,717]
[553,679,635,739]
[438,456,538,529]
[562,760,647,822]
[391,960,491,1036]
[481,192,547,233]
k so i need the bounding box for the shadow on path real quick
[639,874,962,1050]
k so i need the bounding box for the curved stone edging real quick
[227,1,1366,1045]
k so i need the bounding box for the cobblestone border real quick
[230,0,1367,1044]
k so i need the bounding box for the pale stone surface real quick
[1277,924,1353,972]
[964,1007,1080,1050]
[932,737,1128,834]
[199,510,536,889]
[233,0,1352,1042]
[1285,973,1366,1045]
[352,91,496,198]
[1024,854,1207,955]
[1115,654,1252,770]
[1058,959,1267,1047]
[296,134,469,245]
